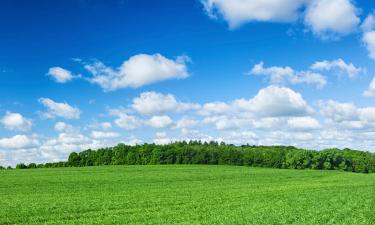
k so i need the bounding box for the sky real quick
[1,0,375,166]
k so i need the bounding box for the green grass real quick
[0,165,374,225]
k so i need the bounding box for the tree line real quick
[5,141,375,173]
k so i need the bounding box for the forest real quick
[5,141,375,173]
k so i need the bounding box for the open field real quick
[0,165,374,225]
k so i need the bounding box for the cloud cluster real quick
[362,14,375,60]
[202,0,305,28]
[310,58,364,79]
[0,135,39,150]
[85,54,189,91]
[132,91,198,116]
[47,67,76,83]
[202,0,360,39]
[1,112,32,132]
[39,98,81,119]
[304,0,360,39]
[250,59,364,89]
[363,77,375,97]
[318,100,375,130]
[250,62,327,88]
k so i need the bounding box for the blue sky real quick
[1,0,375,166]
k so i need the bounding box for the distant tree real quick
[16,163,27,169]
[28,163,37,169]
[10,142,375,173]
[68,152,80,167]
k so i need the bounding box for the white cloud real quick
[38,133,116,164]
[47,67,75,83]
[100,122,112,130]
[88,121,112,130]
[153,132,173,145]
[39,98,81,119]
[54,122,78,133]
[198,102,232,116]
[85,54,189,91]
[110,109,142,130]
[287,117,321,130]
[363,77,375,97]
[250,62,327,88]
[203,115,250,130]
[217,131,258,145]
[0,135,39,150]
[362,31,375,60]
[318,100,358,122]
[358,108,375,123]
[56,133,90,145]
[310,58,364,79]
[202,0,305,28]
[318,100,375,131]
[235,85,311,117]
[175,118,199,129]
[91,131,120,139]
[123,137,144,146]
[304,0,360,39]
[146,115,173,129]
[361,14,375,32]
[132,91,198,116]
[1,112,32,132]
[361,14,375,61]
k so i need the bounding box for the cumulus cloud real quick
[304,0,360,39]
[54,122,77,133]
[361,13,375,32]
[203,115,250,130]
[175,118,199,129]
[236,85,312,117]
[201,0,360,40]
[198,102,233,116]
[310,58,364,79]
[318,100,375,130]
[38,132,117,164]
[85,54,189,91]
[146,115,173,129]
[1,112,32,132]
[363,77,375,97]
[153,132,173,145]
[132,91,198,116]
[47,67,76,83]
[0,135,39,150]
[250,62,327,88]
[91,131,120,139]
[287,117,321,130]
[216,131,258,145]
[361,14,375,60]
[362,31,375,60]
[202,0,305,28]
[110,109,142,130]
[39,98,81,119]
[318,100,358,122]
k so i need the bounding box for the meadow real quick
[0,165,374,225]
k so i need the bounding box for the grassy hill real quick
[1,165,374,224]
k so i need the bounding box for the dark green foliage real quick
[15,163,27,169]
[8,142,375,173]
[27,163,37,169]
[68,152,80,167]
[0,166,4,170]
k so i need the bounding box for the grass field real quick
[0,165,374,225]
